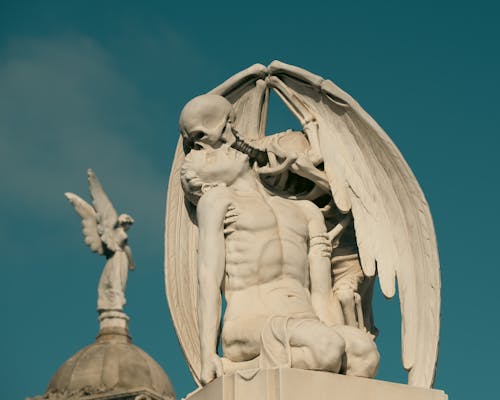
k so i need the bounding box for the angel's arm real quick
[123,244,135,270]
[302,202,336,325]
[196,187,230,384]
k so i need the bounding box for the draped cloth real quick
[259,316,292,369]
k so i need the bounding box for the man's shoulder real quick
[281,198,319,212]
[293,199,323,220]
[198,185,233,210]
[268,196,320,220]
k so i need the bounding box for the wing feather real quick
[65,192,104,255]
[87,169,119,251]
[268,61,440,388]
[165,138,201,385]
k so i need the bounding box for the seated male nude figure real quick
[181,145,379,385]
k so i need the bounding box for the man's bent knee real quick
[312,330,345,372]
[337,326,379,378]
[351,338,379,377]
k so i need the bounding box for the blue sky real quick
[1,1,499,399]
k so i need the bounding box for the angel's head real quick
[118,214,134,231]
[179,94,236,151]
[180,145,250,204]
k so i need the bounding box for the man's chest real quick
[227,193,309,240]
[229,194,277,233]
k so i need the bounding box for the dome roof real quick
[45,329,175,400]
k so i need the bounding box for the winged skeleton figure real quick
[66,169,135,312]
[165,61,440,388]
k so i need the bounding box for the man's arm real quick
[302,201,337,325]
[196,187,231,384]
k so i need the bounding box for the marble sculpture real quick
[66,169,135,314]
[165,61,441,389]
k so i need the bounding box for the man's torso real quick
[221,188,317,361]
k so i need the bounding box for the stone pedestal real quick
[186,369,447,400]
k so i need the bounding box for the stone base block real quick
[186,368,447,400]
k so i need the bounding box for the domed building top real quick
[26,171,176,400]
[44,326,175,400]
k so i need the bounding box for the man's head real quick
[180,145,250,204]
[118,214,134,231]
[179,94,236,151]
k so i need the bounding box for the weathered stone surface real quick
[43,328,174,400]
[186,368,447,400]
[66,169,135,315]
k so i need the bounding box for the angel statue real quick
[165,61,441,389]
[66,169,135,313]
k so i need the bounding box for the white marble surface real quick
[186,369,447,400]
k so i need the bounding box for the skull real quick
[179,94,235,150]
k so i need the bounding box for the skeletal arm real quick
[289,151,330,193]
[267,76,322,160]
[303,202,336,325]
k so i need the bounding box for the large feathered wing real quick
[87,168,120,252]
[165,137,200,384]
[65,192,104,255]
[164,65,269,386]
[268,61,441,388]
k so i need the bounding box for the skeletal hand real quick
[302,118,318,136]
[301,119,323,165]
[306,149,323,165]
[223,205,239,236]
[255,142,297,176]
[290,153,316,176]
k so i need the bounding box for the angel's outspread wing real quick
[165,61,440,388]
[65,192,104,255]
[87,169,120,252]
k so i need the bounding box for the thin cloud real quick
[0,35,166,232]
